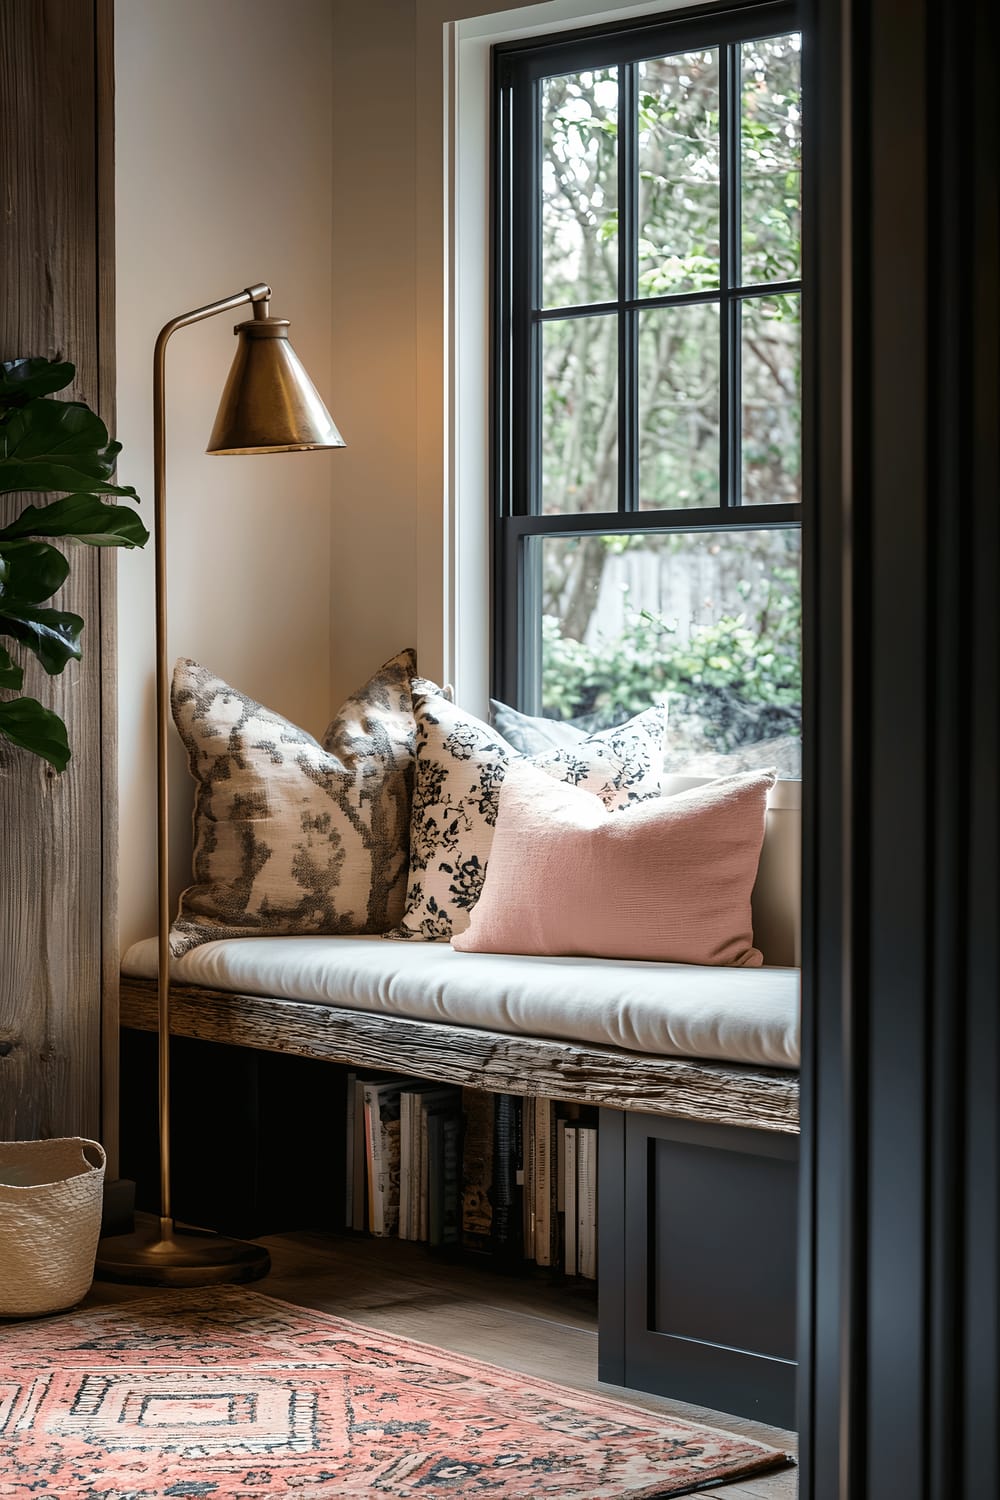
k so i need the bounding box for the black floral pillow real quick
[395,682,667,940]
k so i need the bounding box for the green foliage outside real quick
[536,35,803,756]
[0,357,148,772]
[541,563,801,756]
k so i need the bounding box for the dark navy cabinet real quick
[599,1109,798,1429]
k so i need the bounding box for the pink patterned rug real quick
[0,1287,791,1497]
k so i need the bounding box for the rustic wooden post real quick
[0,0,118,1164]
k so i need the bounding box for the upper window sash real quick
[495,0,802,526]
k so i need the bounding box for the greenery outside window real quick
[493,1,802,775]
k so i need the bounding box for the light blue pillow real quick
[489,698,591,756]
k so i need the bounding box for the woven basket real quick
[0,1137,106,1317]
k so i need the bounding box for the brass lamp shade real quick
[207,316,345,454]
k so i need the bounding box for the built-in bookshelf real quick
[120,1031,599,1279]
[344,1074,599,1280]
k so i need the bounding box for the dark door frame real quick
[800,0,998,1495]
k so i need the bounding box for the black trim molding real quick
[800,0,999,1494]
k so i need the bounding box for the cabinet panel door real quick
[599,1109,798,1428]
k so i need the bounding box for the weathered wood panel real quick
[120,978,800,1134]
[95,0,119,1175]
[0,0,116,1147]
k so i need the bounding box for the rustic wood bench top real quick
[120,977,799,1135]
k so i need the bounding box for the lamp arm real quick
[151,282,270,1234]
[153,283,271,494]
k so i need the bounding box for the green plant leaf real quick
[0,541,70,604]
[0,697,71,771]
[0,645,23,691]
[0,493,148,548]
[0,398,138,497]
[0,357,76,406]
[1,604,84,674]
[0,362,145,768]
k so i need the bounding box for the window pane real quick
[638,302,720,509]
[541,69,619,309]
[741,292,800,504]
[541,315,618,514]
[637,50,720,297]
[741,33,802,285]
[537,529,801,775]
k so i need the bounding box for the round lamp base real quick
[95,1220,271,1288]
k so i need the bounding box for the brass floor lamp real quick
[97,284,343,1285]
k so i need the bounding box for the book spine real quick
[534,1098,552,1266]
[512,1096,524,1257]
[398,1092,412,1241]
[419,1100,429,1242]
[365,1084,402,1238]
[353,1078,367,1231]
[383,1093,402,1239]
[565,1125,578,1277]
[345,1071,356,1227]
[514,1096,525,1197]
[549,1105,560,1269]
[492,1095,514,1251]
[578,1126,598,1280]
[428,1111,445,1246]
[523,1096,535,1260]
[410,1090,420,1240]
[461,1087,494,1251]
[410,1094,421,1240]
[442,1111,461,1246]
[364,1090,377,1232]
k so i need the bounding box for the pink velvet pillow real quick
[451,762,776,967]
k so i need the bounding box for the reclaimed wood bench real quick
[119,976,799,1135]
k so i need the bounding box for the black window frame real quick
[492,0,804,716]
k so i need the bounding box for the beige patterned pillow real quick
[169,650,420,954]
[396,682,667,941]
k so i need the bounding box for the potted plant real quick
[0,356,145,1314]
[0,355,148,769]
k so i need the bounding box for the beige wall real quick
[115,0,336,950]
[328,0,420,706]
[115,0,798,957]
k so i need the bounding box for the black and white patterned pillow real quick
[395,682,667,941]
[169,650,420,954]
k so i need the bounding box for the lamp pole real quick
[97,284,343,1285]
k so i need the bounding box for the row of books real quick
[344,1075,598,1278]
[522,1097,598,1279]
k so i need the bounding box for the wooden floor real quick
[87,1228,797,1498]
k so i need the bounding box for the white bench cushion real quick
[122,936,800,1070]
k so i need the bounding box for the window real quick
[493,2,802,775]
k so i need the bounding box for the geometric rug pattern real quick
[0,1287,791,1497]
